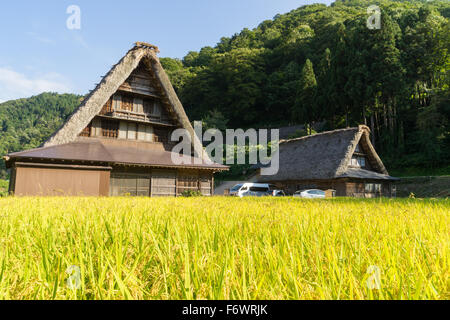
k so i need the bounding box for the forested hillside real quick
[0,0,448,180]
[161,0,450,171]
[0,93,82,178]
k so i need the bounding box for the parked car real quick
[229,183,244,196]
[293,189,326,198]
[271,190,286,197]
[230,183,276,197]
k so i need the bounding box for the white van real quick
[230,183,276,198]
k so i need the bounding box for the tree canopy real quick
[161,0,450,171]
[0,93,82,178]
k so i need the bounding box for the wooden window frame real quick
[143,99,154,115]
[113,95,121,111]
[121,95,134,112]
[100,98,114,114]
[110,173,151,197]
[365,183,381,194]
[79,122,92,137]
[350,156,367,168]
[101,119,119,138]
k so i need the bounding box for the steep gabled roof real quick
[257,125,397,182]
[43,43,207,160]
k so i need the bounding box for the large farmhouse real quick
[5,43,227,196]
[255,125,399,197]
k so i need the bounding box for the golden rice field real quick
[0,197,448,300]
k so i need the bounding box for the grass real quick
[0,180,8,196]
[0,197,448,300]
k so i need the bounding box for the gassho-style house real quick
[4,43,228,196]
[254,125,399,198]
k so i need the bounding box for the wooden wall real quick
[110,167,213,197]
[176,169,213,196]
[10,162,216,197]
[12,165,110,196]
[151,170,177,197]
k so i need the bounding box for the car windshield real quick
[249,187,269,192]
[230,184,243,192]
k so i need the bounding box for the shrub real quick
[180,190,203,197]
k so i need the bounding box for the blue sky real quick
[0,0,333,102]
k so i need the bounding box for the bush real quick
[288,128,317,139]
[180,190,203,197]
[0,179,8,197]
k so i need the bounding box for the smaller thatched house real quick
[255,125,398,197]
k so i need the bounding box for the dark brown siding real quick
[13,165,111,196]
[99,171,110,196]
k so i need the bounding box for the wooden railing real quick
[101,109,172,126]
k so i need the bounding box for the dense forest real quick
[0,0,448,179]
[0,93,83,178]
[160,0,450,172]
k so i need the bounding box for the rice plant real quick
[0,197,448,300]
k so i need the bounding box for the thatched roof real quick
[42,43,208,161]
[257,125,397,182]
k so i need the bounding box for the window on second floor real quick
[117,121,153,142]
[350,156,366,168]
[121,95,134,112]
[144,99,161,117]
[101,119,119,138]
[110,94,162,116]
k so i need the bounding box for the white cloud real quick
[0,67,72,103]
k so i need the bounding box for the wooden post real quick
[175,170,179,197]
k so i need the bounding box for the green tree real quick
[292,59,317,135]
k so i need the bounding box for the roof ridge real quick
[134,42,160,53]
[280,126,359,144]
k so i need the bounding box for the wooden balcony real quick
[99,109,175,127]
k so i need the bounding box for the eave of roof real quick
[6,141,228,171]
[336,168,399,181]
